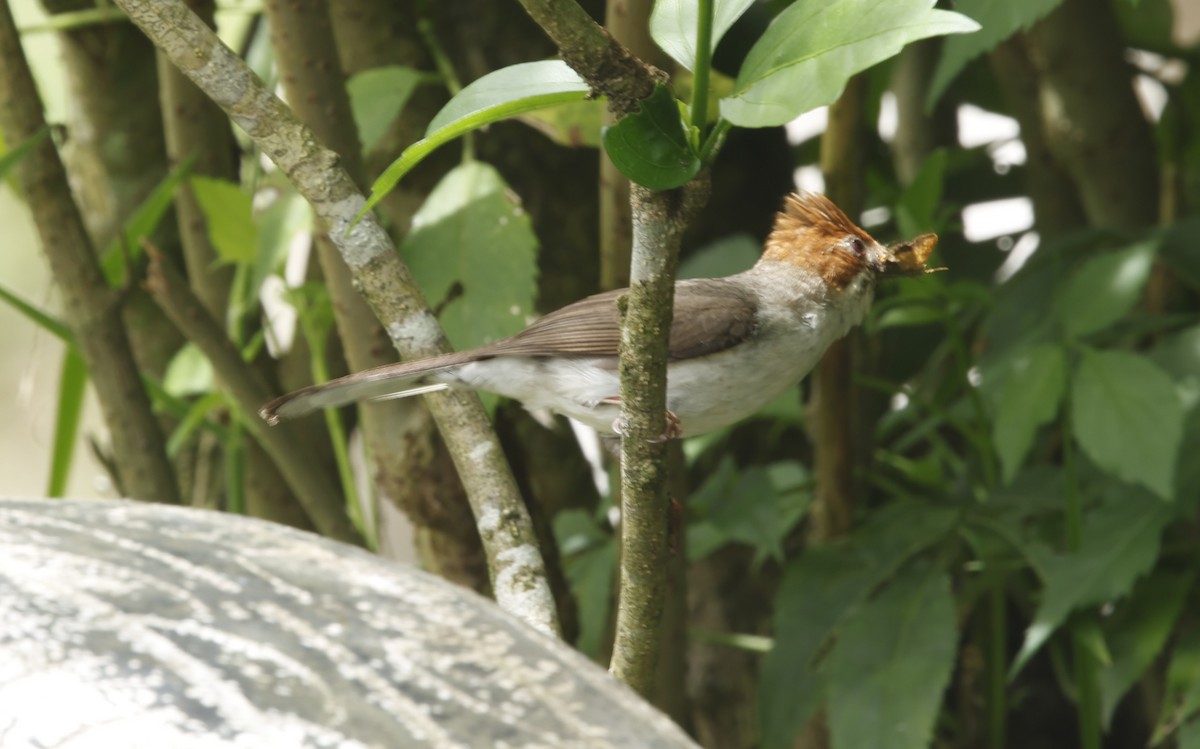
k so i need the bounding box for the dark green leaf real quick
[1150,324,1200,381]
[1152,629,1200,746]
[1072,349,1183,499]
[895,149,947,238]
[347,65,425,151]
[1100,570,1195,727]
[602,85,701,190]
[401,162,538,353]
[554,509,616,658]
[100,155,194,286]
[826,568,957,749]
[722,0,979,127]
[364,61,590,214]
[650,0,756,71]
[760,503,958,749]
[678,234,759,279]
[1054,239,1156,339]
[993,343,1066,483]
[1010,497,1174,677]
[47,347,87,498]
[191,176,257,265]
[926,0,1064,109]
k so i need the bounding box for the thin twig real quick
[143,245,362,545]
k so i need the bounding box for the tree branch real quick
[114,0,559,636]
[143,247,362,544]
[609,181,707,697]
[514,0,660,117]
[0,0,179,504]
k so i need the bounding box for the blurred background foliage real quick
[1,0,1199,748]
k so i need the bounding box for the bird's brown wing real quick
[483,279,759,361]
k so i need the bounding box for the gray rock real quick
[0,499,698,749]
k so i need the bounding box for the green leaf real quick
[347,65,425,152]
[895,149,947,238]
[1072,350,1183,499]
[191,176,258,265]
[650,0,756,71]
[601,85,701,190]
[554,509,616,658]
[516,99,605,148]
[1010,497,1174,677]
[400,161,538,354]
[759,503,958,749]
[926,0,1064,109]
[100,155,195,286]
[364,61,590,215]
[164,342,214,398]
[1054,239,1156,339]
[1100,570,1195,727]
[0,283,73,344]
[252,191,312,299]
[721,0,979,127]
[826,568,957,749]
[993,343,1066,483]
[678,233,759,279]
[1152,629,1200,746]
[47,347,87,498]
[690,459,809,564]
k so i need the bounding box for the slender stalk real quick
[417,17,473,161]
[144,247,360,544]
[987,585,1007,749]
[690,0,714,134]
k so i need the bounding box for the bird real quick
[260,192,939,438]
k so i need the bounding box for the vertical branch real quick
[0,1,180,504]
[808,75,869,542]
[610,182,707,697]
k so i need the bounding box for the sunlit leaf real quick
[401,162,538,354]
[1072,349,1183,499]
[191,176,258,265]
[347,65,425,151]
[722,0,979,127]
[650,0,756,71]
[364,61,590,215]
[163,342,214,398]
[47,347,87,498]
[827,568,957,749]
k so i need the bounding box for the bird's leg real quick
[602,396,683,442]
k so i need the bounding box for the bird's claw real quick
[608,401,682,442]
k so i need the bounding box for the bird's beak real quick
[876,233,943,277]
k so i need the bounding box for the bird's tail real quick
[259,351,480,425]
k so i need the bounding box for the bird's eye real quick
[848,237,865,257]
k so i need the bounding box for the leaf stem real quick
[690,0,714,134]
[698,117,731,165]
[418,16,474,162]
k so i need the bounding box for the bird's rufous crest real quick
[762,192,879,289]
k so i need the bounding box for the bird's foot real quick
[604,397,682,442]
